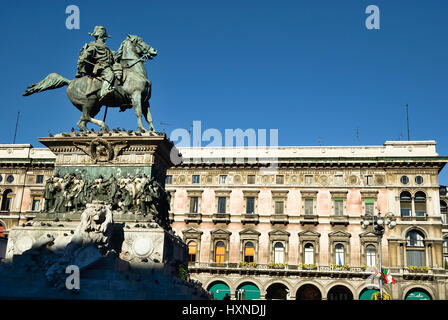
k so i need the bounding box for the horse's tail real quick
[23,73,71,96]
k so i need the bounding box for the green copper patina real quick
[23,26,157,132]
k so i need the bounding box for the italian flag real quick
[383,268,396,284]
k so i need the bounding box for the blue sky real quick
[1,0,448,182]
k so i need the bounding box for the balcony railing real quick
[270,214,288,225]
[299,214,319,226]
[212,213,231,224]
[185,212,202,224]
[187,262,442,280]
[241,213,259,225]
[330,215,349,226]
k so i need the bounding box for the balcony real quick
[187,262,443,281]
[212,213,231,224]
[270,214,289,225]
[185,213,202,224]
[241,213,259,225]
[330,215,349,226]
[299,214,319,226]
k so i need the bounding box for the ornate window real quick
[335,243,345,265]
[217,197,226,213]
[330,191,348,217]
[366,245,376,267]
[239,228,260,263]
[188,241,198,263]
[186,189,203,214]
[305,199,313,215]
[298,230,320,265]
[406,230,425,267]
[301,190,318,216]
[215,190,231,214]
[304,243,314,265]
[242,190,259,214]
[1,189,13,211]
[328,230,351,265]
[210,229,231,264]
[359,231,378,268]
[274,242,285,264]
[271,190,288,215]
[215,241,226,263]
[269,229,290,264]
[400,191,412,217]
[244,242,255,263]
[274,201,284,214]
[361,190,378,216]
[182,228,203,263]
[414,191,426,217]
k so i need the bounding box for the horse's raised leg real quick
[142,100,155,132]
[131,92,146,132]
[78,99,109,131]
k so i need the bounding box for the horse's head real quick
[117,34,157,61]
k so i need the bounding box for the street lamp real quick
[361,211,396,300]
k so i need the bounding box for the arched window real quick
[406,230,425,267]
[244,242,255,263]
[215,241,226,263]
[441,201,447,224]
[335,243,344,265]
[443,238,448,269]
[414,192,426,217]
[188,241,197,263]
[274,242,285,264]
[304,243,314,265]
[366,245,376,267]
[1,189,13,211]
[400,191,412,217]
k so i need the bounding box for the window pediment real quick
[268,229,290,237]
[239,228,261,236]
[182,227,203,236]
[298,230,321,238]
[329,230,351,238]
[210,228,232,235]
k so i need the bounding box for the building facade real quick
[168,141,448,300]
[2,141,448,300]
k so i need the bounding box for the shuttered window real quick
[305,199,313,215]
[215,241,226,263]
[334,199,344,215]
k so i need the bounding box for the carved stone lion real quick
[73,200,114,249]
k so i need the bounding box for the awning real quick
[208,282,231,300]
[236,283,261,300]
[406,289,431,300]
[359,289,379,300]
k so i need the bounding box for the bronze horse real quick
[23,35,157,132]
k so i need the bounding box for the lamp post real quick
[361,211,397,300]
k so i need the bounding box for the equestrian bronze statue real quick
[23,26,158,132]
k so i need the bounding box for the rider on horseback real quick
[76,26,116,100]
